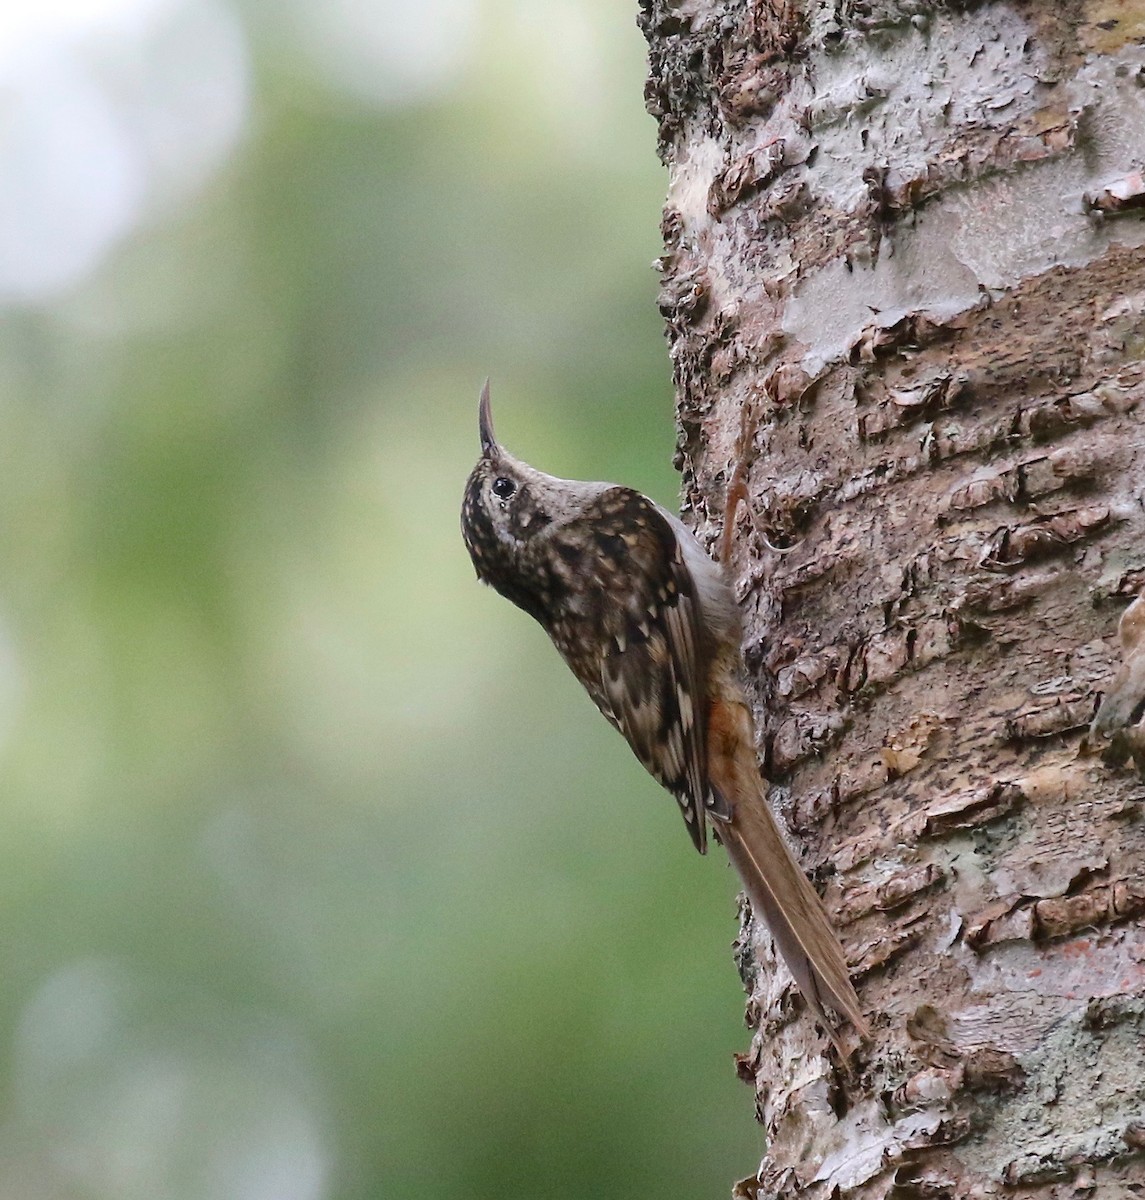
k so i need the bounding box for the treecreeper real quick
[460,382,869,1050]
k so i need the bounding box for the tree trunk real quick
[639,2,1145,1195]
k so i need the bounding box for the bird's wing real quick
[566,489,727,852]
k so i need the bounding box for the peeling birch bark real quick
[639,1,1145,1195]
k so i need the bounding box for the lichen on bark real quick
[640,0,1145,1194]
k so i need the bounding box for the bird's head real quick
[461,380,553,577]
[460,382,603,618]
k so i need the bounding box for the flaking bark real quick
[640,1,1145,1195]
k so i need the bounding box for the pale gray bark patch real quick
[665,9,1145,373]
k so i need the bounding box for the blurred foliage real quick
[0,1,760,1196]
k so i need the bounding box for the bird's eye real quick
[492,477,516,500]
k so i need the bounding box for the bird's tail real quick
[709,704,868,1050]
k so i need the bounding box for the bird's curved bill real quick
[478,379,497,456]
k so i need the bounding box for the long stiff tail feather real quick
[707,699,868,1051]
[721,799,869,1051]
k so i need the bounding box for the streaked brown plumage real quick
[461,382,868,1048]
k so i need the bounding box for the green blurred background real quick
[0,1,760,1195]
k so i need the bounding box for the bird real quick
[460,381,868,1049]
